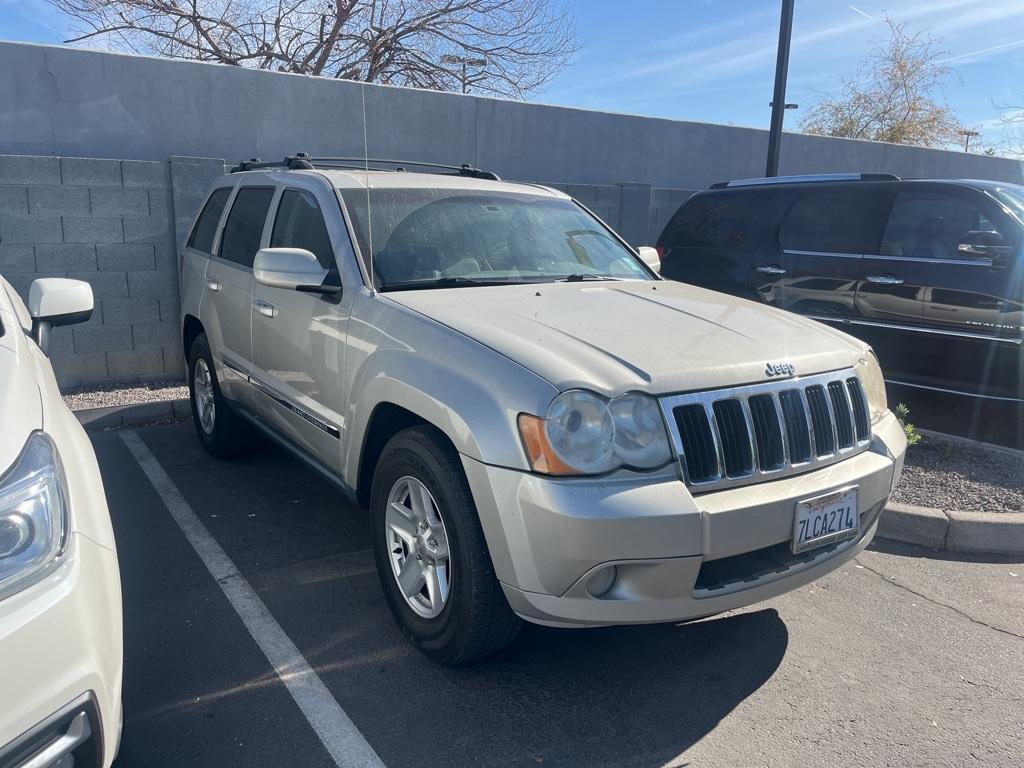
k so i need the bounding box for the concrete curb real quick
[74,398,191,431]
[878,501,1024,557]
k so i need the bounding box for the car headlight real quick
[518,390,672,475]
[856,352,888,424]
[0,432,69,599]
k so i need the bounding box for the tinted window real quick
[187,188,231,253]
[661,190,783,254]
[780,189,880,254]
[219,187,274,267]
[880,193,1004,260]
[271,190,335,269]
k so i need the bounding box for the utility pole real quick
[959,129,980,153]
[766,0,796,177]
[441,54,488,93]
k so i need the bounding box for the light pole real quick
[959,129,980,153]
[441,54,488,93]
[766,0,796,177]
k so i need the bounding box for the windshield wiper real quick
[378,276,524,292]
[559,273,621,282]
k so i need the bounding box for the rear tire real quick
[371,425,521,664]
[187,333,257,459]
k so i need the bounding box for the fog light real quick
[586,565,617,597]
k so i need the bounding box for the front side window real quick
[780,189,881,254]
[340,189,652,290]
[880,193,1005,260]
[187,188,231,254]
[219,187,274,268]
[271,189,336,269]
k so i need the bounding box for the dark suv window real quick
[270,190,335,269]
[219,187,274,267]
[660,190,782,255]
[779,188,881,254]
[187,188,231,254]
[879,193,1005,260]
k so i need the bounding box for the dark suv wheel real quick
[370,425,521,664]
[187,333,258,458]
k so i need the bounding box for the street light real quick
[441,54,488,93]
[766,0,796,177]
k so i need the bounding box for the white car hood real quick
[387,279,867,395]
[0,322,43,474]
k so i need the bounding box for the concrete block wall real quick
[0,154,183,387]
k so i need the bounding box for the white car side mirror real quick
[636,246,661,274]
[28,278,94,355]
[253,248,340,295]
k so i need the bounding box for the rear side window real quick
[879,193,1006,260]
[780,188,883,254]
[270,190,335,269]
[187,188,231,253]
[660,190,783,255]
[219,187,274,268]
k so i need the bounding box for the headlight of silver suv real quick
[0,432,69,599]
[518,390,672,475]
[855,352,888,424]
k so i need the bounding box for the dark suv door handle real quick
[866,275,904,285]
[756,266,787,275]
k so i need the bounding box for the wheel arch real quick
[182,314,205,360]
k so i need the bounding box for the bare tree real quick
[800,17,963,148]
[45,0,578,98]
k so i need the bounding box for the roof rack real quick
[709,173,900,189]
[230,153,500,180]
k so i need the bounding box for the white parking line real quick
[120,430,386,768]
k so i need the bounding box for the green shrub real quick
[895,402,922,446]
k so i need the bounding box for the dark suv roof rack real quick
[709,173,900,189]
[230,153,500,180]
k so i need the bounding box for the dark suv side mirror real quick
[957,230,1015,265]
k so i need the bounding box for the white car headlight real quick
[518,390,672,475]
[856,352,888,424]
[0,432,69,599]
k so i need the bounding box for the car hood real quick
[0,338,43,474]
[386,279,868,396]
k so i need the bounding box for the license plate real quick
[792,486,859,554]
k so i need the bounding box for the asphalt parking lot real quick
[93,421,1024,768]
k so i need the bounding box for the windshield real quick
[340,188,653,290]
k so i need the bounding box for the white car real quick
[0,276,123,767]
[181,156,906,664]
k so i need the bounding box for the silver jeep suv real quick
[180,155,906,663]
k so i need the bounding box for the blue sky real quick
[3,0,1024,149]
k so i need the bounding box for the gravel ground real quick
[63,381,188,411]
[892,434,1024,514]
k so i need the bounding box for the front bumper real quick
[464,410,906,628]
[0,534,123,768]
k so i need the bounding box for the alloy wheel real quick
[193,358,216,435]
[385,475,452,619]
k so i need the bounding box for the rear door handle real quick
[205,278,221,292]
[756,266,787,275]
[252,298,277,318]
[866,275,904,285]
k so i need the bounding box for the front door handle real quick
[252,298,277,318]
[866,275,904,285]
[756,265,787,275]
[205,278,221,292]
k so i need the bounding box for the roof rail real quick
[230,153,500,180]
[709,173,900,189]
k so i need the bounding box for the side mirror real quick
[29,278,94,355]
[957,230,1015,263]
[253,248,341,294]
[636,246,661,274]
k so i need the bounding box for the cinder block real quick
[128,270,178,299]
[61,157,122,187]
[154,244,177,270]
[28,186,90,215]
[35,244,97,272]
[0,155,61,186]
[107,348,165,378]
[123,216,173,244]
[121,160,166,188]
[159,297,180,322]
[90,187,148,216]
[73,324,132,353]
[131,320,179,349]
[163,347,186,376]
[67,271,128,298]
[0,186,28,213]
[62,216,124,244]
[169,157,227,191]
[101,297,159,325]
[97,243,154,271]
[48,327,74,355]
[0,214,62,244]
[617,182,652,208]
[148,188,172,217]
[51,352,108,388]
[0,245,34,273]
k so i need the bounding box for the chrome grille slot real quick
[712,399,754,477]
[661,367,871,492]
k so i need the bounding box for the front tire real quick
[371,425,521,664]
[187,334,257,459]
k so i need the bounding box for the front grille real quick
[664,368,871,492]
